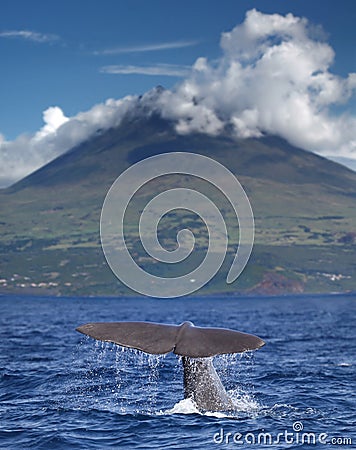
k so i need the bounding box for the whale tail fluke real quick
[76,321,265,357]
[76,320,265,412]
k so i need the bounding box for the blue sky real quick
[0,0,355,138]
[0,0,355,185]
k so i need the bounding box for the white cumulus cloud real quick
[34,107,70,140]
[156,9,356,158]
[1,9,355,188]
[0,98,138,187]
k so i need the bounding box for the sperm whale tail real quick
[76,321,265,412]
[76,321,265,357]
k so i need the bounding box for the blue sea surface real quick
[0,294,355,449]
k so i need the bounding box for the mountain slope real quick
[1,114,355,296]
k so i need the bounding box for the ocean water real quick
[0,294,355,449]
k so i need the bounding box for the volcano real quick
[1,110,355,296]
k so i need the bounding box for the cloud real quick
[34,107,69,140]
[94,40,199,55]
[0,29,60,43]
[0,97,139,187]
[100,63,191,77]
[1,9,356,187]
[155,9,356,159]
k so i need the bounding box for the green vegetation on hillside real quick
[1,116,355,296]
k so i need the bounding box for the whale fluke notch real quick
[76,321,265,357]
